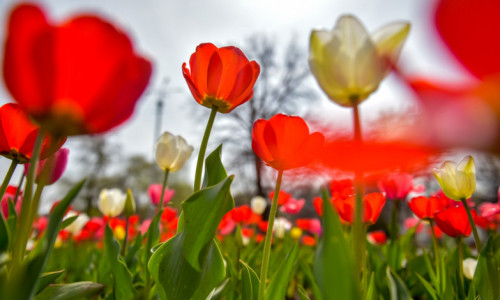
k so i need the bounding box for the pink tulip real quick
[280,198,305,215]
[25,148,69,185]
[378,172,413,201]
[148,184,175,206]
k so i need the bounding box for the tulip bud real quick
[250,196,267,215]
[124,189,136,217]
[433,155,476,201]
[463,258,478,280]
[309,15,410,107]
[98,188,126,217]
[155,132,194,172]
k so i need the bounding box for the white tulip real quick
[155,131,194,172]
[98,188,126,217]
[463,258,478,280]
[250,196,267,215]
[64,211,90,235]
[274,217,292,239]
[309,15,410,107]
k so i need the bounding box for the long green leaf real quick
[34,281,104,300]
[415,273,438,300]
[36,270,65,294]
[265,243,298,300]
[387,267,412,300]
[240,260,260,300]
[473,236,500,300]
[314,193,360,299]
[104,225,134,300]
[0,213,8,252]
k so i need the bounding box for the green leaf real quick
[473,237,500,300]
[314,193,360,300]
[415,273,438,300]
[34,281,104,300]
[59,215,78,230]
[297,284,311,300]
[366,272,377,300]
[36,270,65,294]
[0,213,8,252]
[5,180,85,300]
[240,260,260,300]
[265,243,298,300]
[149,236,226,300]
[142,210,162,270]
[104,225,134,300]
[182,175,234,270]
[386,267,412,300]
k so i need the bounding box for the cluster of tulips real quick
[1,0,500,299]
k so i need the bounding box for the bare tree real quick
[213,34,317,196]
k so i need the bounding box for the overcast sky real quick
[0,0,471,188]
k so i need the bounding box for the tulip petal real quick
[206,51,223,97]
[371,22,410,74]
[455,155,476,199]
[190,43,218,96]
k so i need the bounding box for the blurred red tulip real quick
[408,195,448,221]
[367,230,387,245]
[252,114,325,171]
[161,207,178,224]
[434,205,472,238]
[182,43,260,113]
[1,185,21,217]
[302,235,316,247]
[280,198,305,215]
[0,103,66,163]
[333,192,386,224]
[296,218,322,236]
[269,190,292,206]
[3,4,152,136]
[378,172,413,201]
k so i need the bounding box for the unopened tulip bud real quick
[250,196,267,215]
[155,132,194,172]
[433,155,476,201]
[98,188,126,217]
[124,189,136,217]
[25,148,69,185]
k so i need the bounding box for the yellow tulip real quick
[309,15,410,107]
[433,155,476,201]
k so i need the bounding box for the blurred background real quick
[1,0,497,219]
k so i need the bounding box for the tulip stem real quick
[0,159,18,218]
[351,102,365,289]
[429,220,443,294]
[194,106,218,192]
[12,129,45,266]
[457,237,466,298]
[460,198,482,253]
[158,168,170,212]
[121,217,130,257]
[258,170,283,300]
[13,173,25,204]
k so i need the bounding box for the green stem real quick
[429,220,442,294]
[461,198,482,252]
[351,102,365,290]
[121,217,129,257]
[28,183,45,232]
[13,173,25,204]
[157,168,170,212]
[12,129,45,265]
[0,159,18,218]
[258,170,283,300]
[457,237,465,298]
[193,106,218,192]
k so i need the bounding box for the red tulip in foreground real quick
[183,43,260,114]
[0,103,65,163]
[252,113,324,300]
[434,205,472,238]
[3,4,152,136]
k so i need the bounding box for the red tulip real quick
[378,172,413,201]
[434,205,472,238]
[408,195,448,220]
[268,190,292,206]
[302,235,317,247]
[182,43,260,113]
[0,103,65,163]
[367,230,387,245]
[280,198,305,215]
[333,192,386,224]
[3,4,152,135]
[252,114,325,171]
[1,185,22,217]
[296,218,322,236]
[435,0,500,80]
